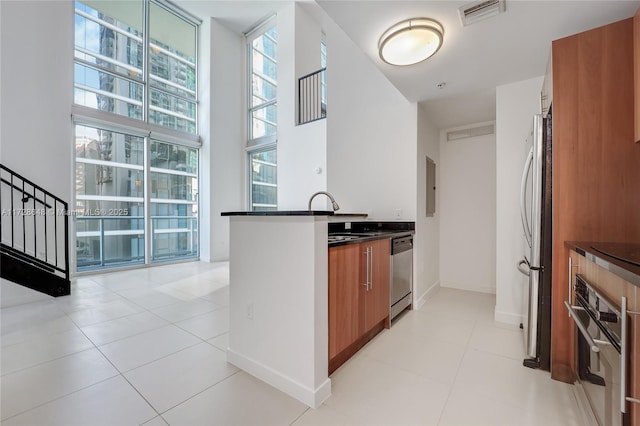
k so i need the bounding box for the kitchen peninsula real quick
[221,210,361,408]
[222,210,415,408]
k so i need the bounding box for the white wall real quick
[324,17,417,220]
[0,0,74,286]
[0,0,73,212]
[495,76,543,325]
[200,18,245,261]
[277,4,327,210]
[439,123,496,294]
[227,216,330,407]
[415,103,440,307]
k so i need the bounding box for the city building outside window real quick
[73,0,200,271]
[246,20,277,211]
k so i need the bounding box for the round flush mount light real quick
[378,18,444,66]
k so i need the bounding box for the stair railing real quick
[298,67,326,125]
[0,164,70,285]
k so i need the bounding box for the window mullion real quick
[144,135,152,265]
[249,98,277,113]
[143,0,150,124]
[143,0,151,265]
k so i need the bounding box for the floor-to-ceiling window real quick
[73,0,200,271]
[149,140,198,261]
[246,19,277,211]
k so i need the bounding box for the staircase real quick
[0,164,70,297]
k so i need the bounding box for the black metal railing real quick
[0,164,70,285]
[298,67,326,125]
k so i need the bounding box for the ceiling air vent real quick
[459,0,506,27]
[446,124,494,141]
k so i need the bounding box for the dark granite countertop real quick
[565,241,640,287]
[328,230,414,247]
[221,211,368,217]
[328,222,415,247]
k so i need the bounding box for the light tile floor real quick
[1,261,584,425]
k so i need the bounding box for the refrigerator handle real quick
[520,147,534,248]
[517,258,530,277]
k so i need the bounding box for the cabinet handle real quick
[369,246,373,290]
[568,257,579,316]
[568,257,572,316]
[363,249,367,289]
[621,296,627,413]
[623,303,640,407]
[364,247,371,291]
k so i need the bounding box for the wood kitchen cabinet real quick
[635,7,640,143]
[550,16,640,385]
[328,238,390,374]
[328,243,361,360]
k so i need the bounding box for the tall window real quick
[247,21,277,211]
[73,0,200,271]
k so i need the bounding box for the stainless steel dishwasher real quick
[390,235,413,321]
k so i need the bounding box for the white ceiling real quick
[176,0,640,129]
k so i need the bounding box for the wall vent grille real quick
[446,124,495,141]
[459,0,506,26]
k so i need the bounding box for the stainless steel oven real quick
[565,274,630,426]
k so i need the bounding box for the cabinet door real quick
[635,7,640,143]
[364,238,391,332]
[328,244,362,359]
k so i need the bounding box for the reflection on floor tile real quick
[0,263,583,425]
[1,327,94,375]
[80,311,169,346]
[2,376,157,426]
[176,308,229,340]
[1,348,118,420]
[292,404,357,426]
[161,371,308,426]
[98,325,200,372]
[124,342,239,413]
[149,299,222,323]
[207,332,229,352]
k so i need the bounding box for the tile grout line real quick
[73,318,164,422]
[0,369,122,423]
[156,369,243,418]
[434,296,492,425]
[1,262,231,424]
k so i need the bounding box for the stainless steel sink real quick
[328,234,360,242]
[327,232,382,243]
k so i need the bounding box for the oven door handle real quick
[564,301,600,353]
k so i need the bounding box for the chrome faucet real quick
[308,191,340,211]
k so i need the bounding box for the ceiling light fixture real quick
[378,18,444,66]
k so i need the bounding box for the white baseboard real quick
[227,349,331,409]
[494,309,523,326]
[414,281,440,310]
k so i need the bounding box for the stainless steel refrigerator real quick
[517,112,553,371]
